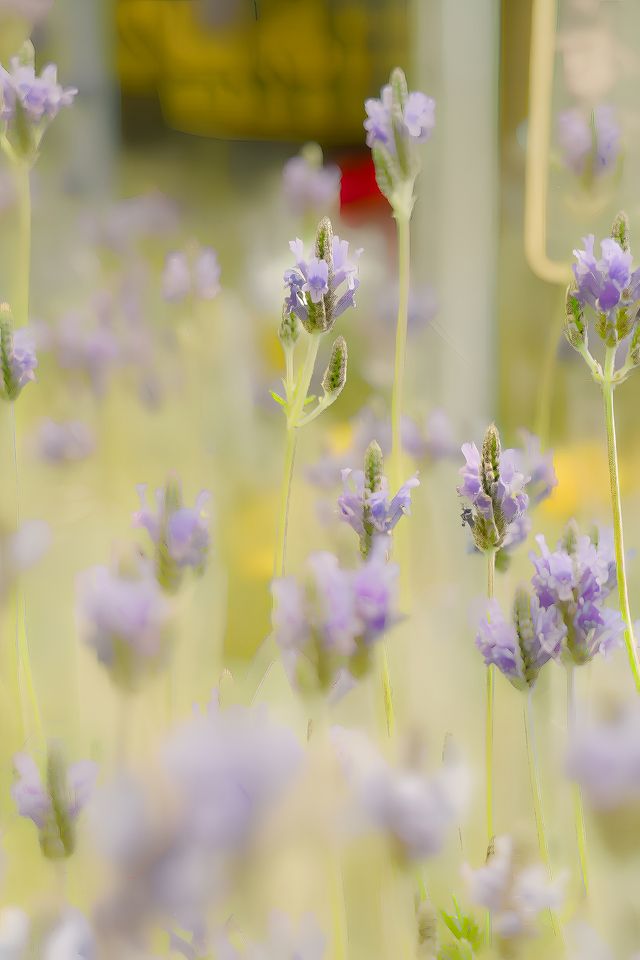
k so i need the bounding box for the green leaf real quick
[270,390,286,407]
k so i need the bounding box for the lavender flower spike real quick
[0,41,76,164]
[271,545,399,696]
[458,424,529,553]
[284,217,361,334]
[475,590,566,691]
[162,246,221,303]
[12,744,97,860]
[134,479,211,593]
[566,699,640,810]
[282,142,341,218]
[365,67,435,214]
[530,521,623,665]
[0,304,37,400]
[557,105,621,184]
[338,439,419,557]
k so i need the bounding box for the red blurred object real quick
[339,153,385,211]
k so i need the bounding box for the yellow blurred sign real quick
[116,0,407,141]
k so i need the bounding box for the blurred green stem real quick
[390,211,411,493]
[524,689,561,937]
[274,333,320,579]
[566,664,588,898]
[602,346,640,692]
[13,161,31,328]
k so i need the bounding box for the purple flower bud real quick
[557,105,621,180]
[134,481,210,592]
[573,233,640,321]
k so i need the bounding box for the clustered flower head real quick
[12,744,97,860]
[284,217,360,335]
[365,67,435,215]
[567,213,640,359]
[271,547,399,696]
[530,521,623,665]
[0,41,76,164]
[35,417,95,463]
[282,142,341,218]
[557,105,621,183]
[458,424,529,553]
[337,439,419,558]
[76,552,172,690]
[134,479,210,593]
[475,589,566,691]
[463,835,564,940]
[162,245,221,303]
[0,303,36,400]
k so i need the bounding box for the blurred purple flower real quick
[271,548,399,694]
[35,418,95,464]
[567,699,640,810]
[364,85,435,152]
[77,559,172,689]
[282,148,341,218]
[513,430,557,506]
[0,0,53,22]
[333,727,467,862]
[13,747,97,860]
[530,523,622,664]
[573,234,640,319]
[0,58,76,125]
[44,910,95,960]
[463,835,564,939]
[134,481,210,592]
[83,192,180,253]
[557,105,620,179]
[1,325,37,400]
[162,247,220,303]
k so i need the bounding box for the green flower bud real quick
[480,424,501,497]
[321,335,347,399]
[371,143,397,202]
[611,210,630,252]
[278,306,300,349]
[40,744,76,861]
[564,286,586,348]
[364,439,384,495]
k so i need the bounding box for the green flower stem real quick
[486,550,495,846]
[389,211,411,494]
[13,160,31,329]
[274,333,321,579]
[524,689,561,938]
[602,345,640,692]
[566,664,588,898]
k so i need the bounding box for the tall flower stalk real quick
[366,66,435,729]
[565,213,640,692]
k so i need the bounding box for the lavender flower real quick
[133,480,210,593]
[338,440,419,557]
[514,430,557,506]
[530,522,623,665]
[557,105,621,181]
[475,589,566,690]
[573,232,640,317]
[333,728,467,863]
[566,699,640,810]
[458,424,529,553]
[162,246,220,303]
[463,835,564,940]
[271,547,399,695]
[0,41,76,162]
[12,745,97,860]
[282,143,341,218]
[0,307,37,400]
[76,556,172,690]
[35,418,95,463]
[365,67,435,212]
[284,218,360,334]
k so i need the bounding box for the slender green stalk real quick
[13,161,31,329]
[274,333,320,578]
[524,690,561,938]
[486,550,495,845]
[389,212,411,494]
[566,664,588,898]
[602,346,640,692]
